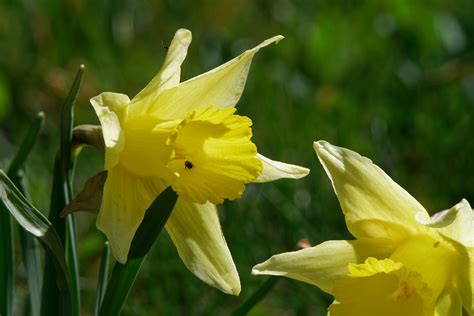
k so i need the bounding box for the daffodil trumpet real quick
[253,141,473,315]
[90,28,309,295]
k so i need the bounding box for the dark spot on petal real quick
[185,160,194,170]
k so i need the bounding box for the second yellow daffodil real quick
[253,141,473,315]
[91,29,309,295]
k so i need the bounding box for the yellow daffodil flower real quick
[91,29,309,295]
[253,141,473,314]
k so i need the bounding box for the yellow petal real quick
[329,258,436,316]
[390,234,457,299]
[90,92,130,169]
[458,246,474,315]
[165,200,240,295]
[147,35,284,119]
[167,107,262,204]
[314,140,430,241]
[97,163,165,263]
[417,199,474,247]
[253,153,310,183]
[130,29,192,116]
[252,238,396,294]
[469,247,474,314]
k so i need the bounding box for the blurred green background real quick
[1,0,474,315]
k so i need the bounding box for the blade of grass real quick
[7,112,45,176]
[62,66,84,316]
[41,159,67,316]
[19,222,42,316]
[231,277,280,316]
[0,170,71,314]
[7,112,45,316]
[0,112,45,316]
[41,65,84,316]
[0,197,14,316]
[99,187,178,316]
[94,242,110,316]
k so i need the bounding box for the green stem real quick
[94,242,110,316]
[65,161,80,316]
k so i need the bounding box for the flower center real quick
[390,233,458,299]
[329,257,435,316]
[118,115,179,178]
[167,107,262,204]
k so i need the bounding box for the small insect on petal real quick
[185,160,194,169]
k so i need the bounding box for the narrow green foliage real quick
[99,187,178,316]
[94,242,110,316]
[7,112,45,316]
[0,199,14,316]
[7,112,45,176]
[42,65,84,316]
[128,188,178,259]
[0,171,71,313]
[62,66,84,316]
[231,277,280,316]
[60,65,84,176]
[19,225,42,316]
[0,112,45,316]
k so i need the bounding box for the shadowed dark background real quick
[1,1,473,315]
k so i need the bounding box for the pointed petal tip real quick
[174,28,192,44]
[211,274,241,295]
[251,263,268,276]
[247,35,285,54]
[251,258,284,276]
[227,284,241,296]
[254,154,309,183]
[273,35,285,43]
[251,264,286,277]
[251,267,261,276]
[313,140,344,170]
[313,140,335,154]
[416,199,471,229]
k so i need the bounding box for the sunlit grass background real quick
[1,1,474,315]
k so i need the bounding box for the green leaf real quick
[99,187,178,316]
[7,112,45,177]
[61,66,84,316]
[8,112,45,316]
[0,170,71,314]
[94,242,110,316]
[19,225,42,316]
[60,65,84,176]
[0,112,46,316]
[42,65,84,316]
[231,277,280,316]
[0,198,14,316]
